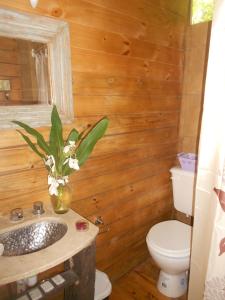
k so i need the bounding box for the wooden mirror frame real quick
[0,7,74,129]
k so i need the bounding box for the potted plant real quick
[13,105,109,213]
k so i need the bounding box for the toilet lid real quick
[146,220,191,258]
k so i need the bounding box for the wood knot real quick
[137,78,144,86]
[144,61,149,68]
[122,49,130,56]
[123,40,130,46]
[107,77,115,84]
[165,74,170,80]
[51,7,63,18]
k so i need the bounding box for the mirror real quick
[0,36,50,106]
[0,7,73,128]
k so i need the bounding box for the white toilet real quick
[146,167,195,298]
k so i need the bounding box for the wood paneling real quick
[179,22,210,153]
[0,62,21,77]
[176,22,210,223]
[0,0,189,294]
[73,72,182,96]
[0,36,39,105]
[71,48,182,80]
[17,39,39,103]
[0,37,22,105]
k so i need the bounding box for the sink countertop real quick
[0,206,99,285]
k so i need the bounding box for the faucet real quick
[32,201,45,215]
[10,208,23,221]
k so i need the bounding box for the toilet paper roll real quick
[0,243,4,255]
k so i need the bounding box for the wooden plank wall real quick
[179,22,210,154]
[0,36,23,105]
[174,22,210,225]
[0,37,39,105]
[0,0,189,286]
[17,39,39,104]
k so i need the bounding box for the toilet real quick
[146,167,195,298]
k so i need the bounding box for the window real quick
[192,0,214,24]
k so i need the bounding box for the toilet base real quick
[157,270,188,298]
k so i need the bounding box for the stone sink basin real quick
[0,205,99,285]
[0,220,68,256]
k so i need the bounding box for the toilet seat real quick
[146,220,191,258]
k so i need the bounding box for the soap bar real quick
[51,274,65,285]
[28,287,42,300]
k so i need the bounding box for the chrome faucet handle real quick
[10,208,23,221]
[33,201,45,215]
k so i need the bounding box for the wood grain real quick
[110,257,187,299]
[0,7,73,128]
[0,0,189,287]
[179,22,210,154]
[73,72,182,96]
[70,24,183,65]
[71,47,182,80]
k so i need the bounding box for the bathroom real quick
[0,0,224,299]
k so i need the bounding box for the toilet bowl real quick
[145,167,195,297]
[146,220,192,298]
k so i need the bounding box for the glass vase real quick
[51,184,72,214]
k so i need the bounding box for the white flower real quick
[63,157,80,170]
[63,176,69,184]
[68,158,80,170]
[49,184,58,196]
[57,176,69,185]
[63,141,76,154]
[63,145,71,154]
[47,175,69,196]
[48,175,59,196]
[45,155,55,172]
[48,175,55,185]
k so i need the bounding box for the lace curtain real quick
[33,48,50,104]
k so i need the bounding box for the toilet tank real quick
[170,167,196,216]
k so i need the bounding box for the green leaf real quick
[49,105,64,150]
[49,105,64,172]
[76,117,109,166]
[66,128,79,144]
[78,128,87,141]
[16,130,45,159]
[12,120,50,155]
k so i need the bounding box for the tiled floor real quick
[110,258,187,300]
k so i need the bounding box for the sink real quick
[0,220,67,256]
[0,208,99,286]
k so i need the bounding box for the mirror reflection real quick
[0,36,50,106]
